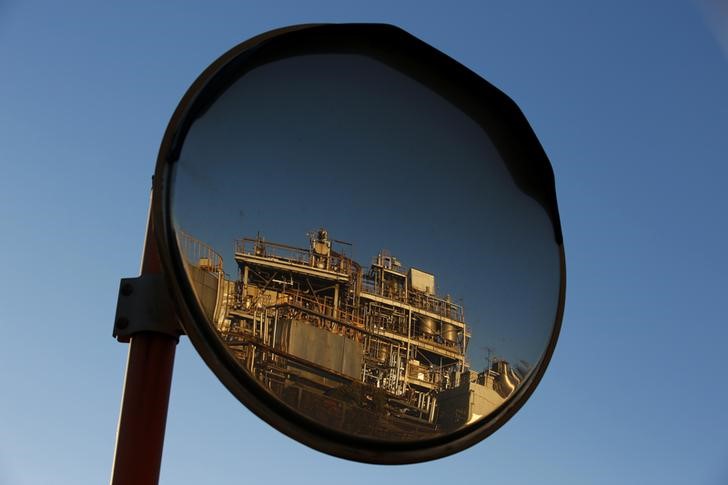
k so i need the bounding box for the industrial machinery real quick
[180,229,516,438]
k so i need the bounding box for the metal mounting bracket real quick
[113,274,184,343]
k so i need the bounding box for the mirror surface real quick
[170,53,561,442]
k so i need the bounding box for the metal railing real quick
[235,238,310,265]
[235,238,353,275]
[360,276,464,322]
[177,230,224,273]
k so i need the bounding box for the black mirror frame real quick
[152,23,566,464]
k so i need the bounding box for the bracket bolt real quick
[116,317,130,330]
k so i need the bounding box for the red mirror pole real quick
[110,192,178,485]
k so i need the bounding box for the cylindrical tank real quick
[377,346,388,363]
[442,323,457,342]
[418,317,436,335]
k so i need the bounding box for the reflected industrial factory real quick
[179,228,524,440]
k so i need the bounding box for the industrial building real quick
[179,229,519,439]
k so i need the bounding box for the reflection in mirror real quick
[171,53,561,442]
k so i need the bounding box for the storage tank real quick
[418,316,436,336]
[442,323,458,343]
[376,344,389,363]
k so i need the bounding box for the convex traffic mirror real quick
[153,24,565,464]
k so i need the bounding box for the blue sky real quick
[1,1,727,484]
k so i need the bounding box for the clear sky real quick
[1,1,727,484]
